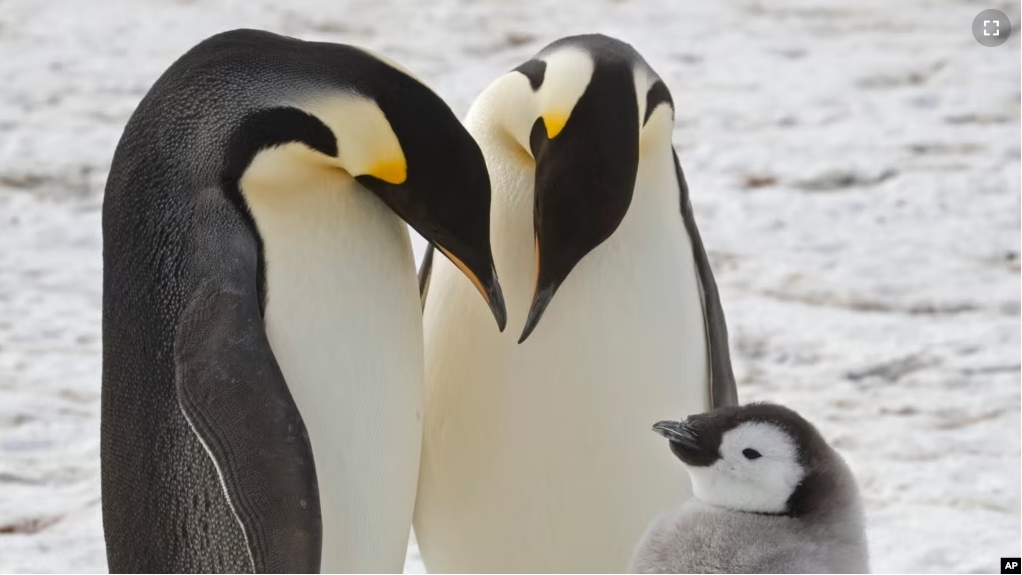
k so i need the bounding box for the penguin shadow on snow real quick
[631,402,870,574]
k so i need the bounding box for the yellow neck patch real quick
[543,112,568,139]
[366,159,408,185]
[302,94,408,186]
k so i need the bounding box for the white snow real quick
[0,0,1019,572]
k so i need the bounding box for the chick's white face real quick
[687,421,806,514]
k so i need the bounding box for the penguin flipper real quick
[174,218,322,573]
[419,242,435,309]
[673,149,739,409]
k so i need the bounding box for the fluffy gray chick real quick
[630,403,869,574]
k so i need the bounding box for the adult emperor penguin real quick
[631,404,869,573]
[415,34,738,572]
[101,29,505,573]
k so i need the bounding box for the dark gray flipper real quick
[674,149,739,409]
[173,191,322,573]
[419,243,435,309]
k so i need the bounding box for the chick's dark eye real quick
[742,448,762,460]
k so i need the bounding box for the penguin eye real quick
[742,448,762,460]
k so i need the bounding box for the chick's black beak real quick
[654,419,718,467]
[653,420,700,451]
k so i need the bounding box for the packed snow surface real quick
[0,0,1019,572]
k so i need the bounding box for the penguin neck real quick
[238,143,423,572]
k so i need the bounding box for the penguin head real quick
[345,72,508,331]
[472,35,675,342]
[235,45,506,329]
[653,403,841,516]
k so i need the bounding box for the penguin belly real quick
[248,175,423,573]
[415,151,709,572]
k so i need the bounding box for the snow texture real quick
[0,0,1019,572]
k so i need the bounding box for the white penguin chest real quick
[417,146,710,571]
[242,157,423,572]
[442,173,712,455]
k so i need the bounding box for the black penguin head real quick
[351,56,507,330]
[475,34,676,343]
[653,403,843,516]
[231,44,506,331]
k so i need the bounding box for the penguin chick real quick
[630,403,869,574]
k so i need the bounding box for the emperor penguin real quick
[631,404,870,573]
[415,34,738,572]
[101,29,506,573]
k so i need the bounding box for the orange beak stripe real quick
[438,246,490,305]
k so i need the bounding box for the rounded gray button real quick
[973,9,1011,47]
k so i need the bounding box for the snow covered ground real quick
[0,0,1019,572]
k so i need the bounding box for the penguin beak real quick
[653,419,718,467]
[519,280,554,345]
[356,172,508,333]
[518,62,640,343]
[483,272,508,331]
[436,246,507,332]
[652,420,700,451]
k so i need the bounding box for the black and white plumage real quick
[414,34,737,572]
[101,29,504,573]
[631,403,870,574]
